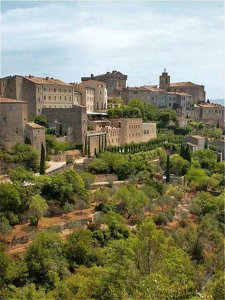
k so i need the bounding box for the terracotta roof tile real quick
[170,81,203,87]
[25,76,72,86]
[195,103,224,108]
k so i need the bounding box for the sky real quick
[1,0,224,99]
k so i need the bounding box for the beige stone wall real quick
[0,101,28,149]
[107,127,121,146]
[142,123,157,142]
[120,118,143,144]
[87,133,107,156]
[194,105,225,127]
[169,85,205,102]
[24,125,46,154]
[82,80,107,112]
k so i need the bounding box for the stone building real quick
[183,135,208,152]
[194,103,225,128]
[0,97,28,149]
[0,75,74,119]
[81,70,127,96]
[81,80,107,112]
[70,82,95,113]
[121,86,168,107]
[24,122,46,154]
[159,70,206,103]
[86,118,157,155]
[211,138,225,160]
[42,105,87,147]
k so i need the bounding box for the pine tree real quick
[88,137,91,158]
[39,143,45,175]
[166,154,170,183]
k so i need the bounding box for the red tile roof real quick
[195,103,224,108]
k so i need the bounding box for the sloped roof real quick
[25,76,72,86]
[170,81,204,87]
[0,97,27,103]
[26,122,45,129]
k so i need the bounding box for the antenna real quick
[164,68,166,73]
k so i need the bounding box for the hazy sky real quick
[1,1,224,99]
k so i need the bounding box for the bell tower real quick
[159,68,170,90]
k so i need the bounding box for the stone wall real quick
[42,105,87,146]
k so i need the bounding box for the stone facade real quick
[183,135,208,152]
[0,97,28,149]
[70,83,95,113]
[81,70,127,96]
[81,80,107,112]
[24,122,46,154]
[0,75,74,120]
[86,118,157,155]
[211,138,225,160]
[194,103,225,128]
[42,105,87,147]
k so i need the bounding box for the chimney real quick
[46,76,49,80]
[29,74,32,78]
[91,74,94,78]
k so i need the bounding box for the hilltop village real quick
[0,70,224,157]
[0,70,224,299]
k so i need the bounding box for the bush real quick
[95,202,116,213]
[6,211,20,226]
[154,212,169,225]
[63,202,75,213]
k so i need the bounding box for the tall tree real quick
[166,154,170,183]
[185,146,192,164]
[59,122,63,136]
[39,143,46,175]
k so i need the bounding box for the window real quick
[65,96,66,100]
[49,96,51,100]
[54,96,56,100]
[64,89,66,93]
[60,89,61,92]
[60,96,61,100]
[54,88,56,92]
[3,117,6,122]
[44,87,46,91]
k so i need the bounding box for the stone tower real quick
[159,69,170,90]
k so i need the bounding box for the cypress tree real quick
[39,143,45,175]
[185,146,191,164]
[88,137,91,158]
[216,120,220,128]
[59,122,63,136]
[166,154,170,183]
[180,143,185,159]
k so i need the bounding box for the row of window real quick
[129,132,141,137]
[129,124,141,129]
[43,105,72,108]
[37,87,72,93]
[204,109,224,114]
[110,130,119,136]
[41,95,72,101]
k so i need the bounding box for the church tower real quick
[159,69,170,90]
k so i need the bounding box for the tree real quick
[166,154,170,183]
[29,195,48,226]
[39,143,46,175]
[185,146,191,163]
[170,154,190,176]
[114,185,148,221]
[34,115,47,127]
[0,183,21,213]
[9,166,35,184]
[75,199,87,213]
[25,231,69,287]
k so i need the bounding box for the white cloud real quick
[1,1,224,98]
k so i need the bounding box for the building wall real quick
[184,136,207,151]
[82,71,127,96]
[169,85,205,103]
[87,133,107,156]
[82,80,107,112]
[142,123,157,142]
[24,125,46,154]
[194,105,225,128]
[42,105,87,146]
[107,128,121,146]
[0,101,28,149]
